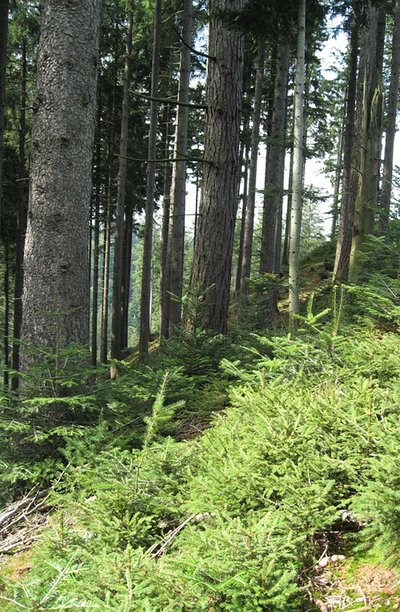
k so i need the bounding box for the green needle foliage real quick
[1,284,400,609]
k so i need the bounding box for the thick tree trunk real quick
[12,39,28,390]
[21,0,102,360]
[111,10,133,360]
[167,0,193,336]
[239,41,265,298]
[378,0,400,236]
[259,42,289,276]
[334,12,360,281]
[139,0,161,359]
[349,3,386,280]
[288,0,306,333]
[189,0,246,333]
[0,0,9,241]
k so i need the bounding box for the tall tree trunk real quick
[330,107,345,242]
[282,143,294,267]
[260,42,289,275]
[189,0,247,333]
[11,38,28,390]
[22,0,102,362]
[349,3,386,280]
[3,243,10,388]
[288,0,306,333]
[100,181,112,363]
[160,103,172,339]
[122,200,133,348]
[91,108,102,366]
[111,10,133,360]
[334,10,360,281]
[235,139,250,294]
[378,0,400,236]
[239,41,265,298]
[167,0,193,336]
[139,0,161,359]
[0,0,9,241]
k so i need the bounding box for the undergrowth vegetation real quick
[1,278,400,609]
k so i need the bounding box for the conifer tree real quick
[21,0,102,362]
[189,0,247,333]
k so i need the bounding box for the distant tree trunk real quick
[189,0,246,333]
[260,42,289,275]
[3,243,10,388]
[239,41,265,298]
[160,103,172,339]
[167,0,193,336]
[0,0,9,240]
[12,39,28,390]
[349,3,386,280]
[91,109,102,366]
[334,9,360,281]
[235,139,250,294]
[121,200,133,348]
[330,109,345,242]
[378,0,400,236]
[139,0,161,359]
[288,0,306,333]
[111,10,133,361]
[282,143,294,267]
[21,0,102,361]
[100,45,119,364]
[100,172,112,364]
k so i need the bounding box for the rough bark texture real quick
[21,0,102,359]
[189,0,246,333]
[349,3,386,280]
[239,41,265,297]
[379,0,400,236]
[288,0,306,333]
[259,42,289,276]
[333,13,359,282]
[139,0,161,359]
[167,0,193,335]
[0,0,9,240]
[111,10,134,360]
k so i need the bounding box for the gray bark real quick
[189,0,247,333]
[288,0,306,332]
[160,103,173,340]
[139,0,162,359]
[240,41,265,297]
[379,0,400,235]
[167,0,193,335]
[260,42,289,276]
[12,39,28,389]
[0,0,9,241]
[111,10,134,360]
[349,3,386,279]
[21,0,102,359]
[334,10,360,281]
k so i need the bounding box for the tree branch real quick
[173,24,216,61]
[131,89,207,110]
